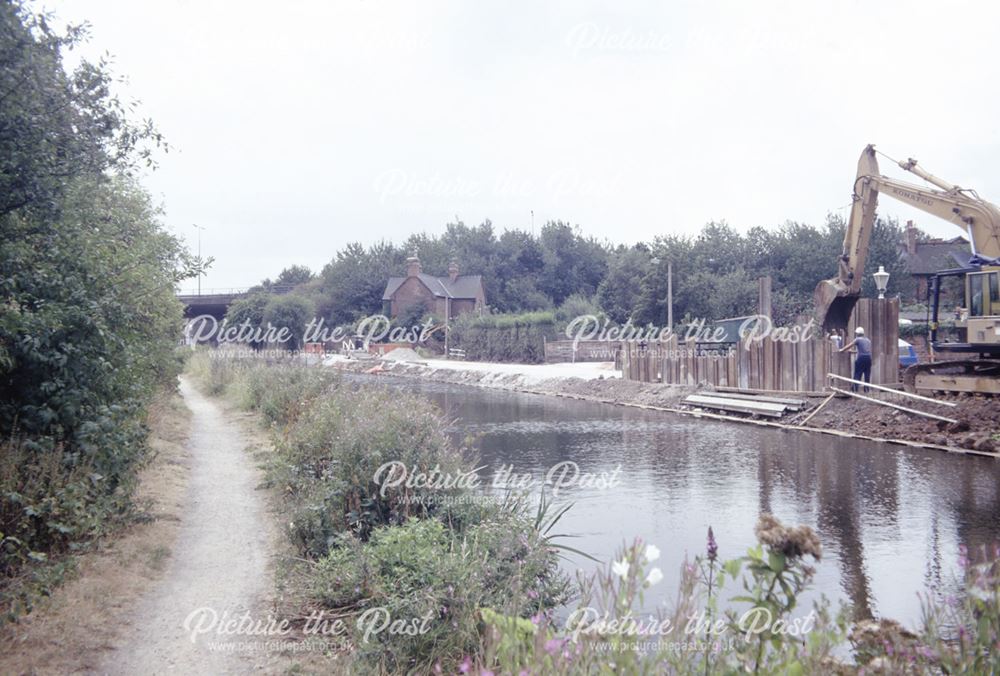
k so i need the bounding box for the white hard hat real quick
[855,327,865,335]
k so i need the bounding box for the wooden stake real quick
[800,392,836,426]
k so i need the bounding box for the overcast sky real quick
[47,0,1000,290]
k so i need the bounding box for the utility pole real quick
[667,260,673,328]
[652,257,674,328]
[445,296,450,359]
[193,223,205,295]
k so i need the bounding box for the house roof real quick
[900,236,973,275]
[382,273,484,301]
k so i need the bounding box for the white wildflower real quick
[645,567,663,586]
[611,559,630,579]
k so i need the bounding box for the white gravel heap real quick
[382,346,424,361]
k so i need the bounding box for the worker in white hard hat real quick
[839,326,872,392]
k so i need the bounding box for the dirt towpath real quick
[101,377,275,674]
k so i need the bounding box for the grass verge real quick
[188,351,570,673]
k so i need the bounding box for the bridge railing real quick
[176,285,298,297]
[176,288,248,297]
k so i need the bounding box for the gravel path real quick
[101,377,274,674]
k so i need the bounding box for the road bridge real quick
[177,288,248,320]
[177,286,298,344]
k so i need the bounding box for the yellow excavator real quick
[814,144,1000,394]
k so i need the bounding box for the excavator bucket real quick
[813,285,858,332]
[814,145,881,331]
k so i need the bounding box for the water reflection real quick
[351,375,1000,626]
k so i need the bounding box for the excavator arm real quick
[815,144,1000,330]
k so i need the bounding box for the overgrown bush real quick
[233,362,332,426]
[312,515,569,673]
[275,383,468,553]
[0,1,197,620]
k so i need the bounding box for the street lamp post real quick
[873,265,890,299]
[193,224,206,295]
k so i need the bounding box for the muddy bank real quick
[330,358,999,457]
[794,394,1000,454]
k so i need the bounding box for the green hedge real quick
[449,312,557,363]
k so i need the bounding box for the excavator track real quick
[903,360,1000,395]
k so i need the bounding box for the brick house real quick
[900,220,972,302]
[382,255,486,319]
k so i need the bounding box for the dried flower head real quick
[754,513,822,561]
[849,618,919,662]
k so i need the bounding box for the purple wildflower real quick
[544,638,564,655]
[707,526,718,562]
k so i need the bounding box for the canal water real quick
[358,375,1000,627]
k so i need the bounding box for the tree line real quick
[239,215,912,345]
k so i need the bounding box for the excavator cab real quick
[912,264,1000,394]
[964,268,1000,348]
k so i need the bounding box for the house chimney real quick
[905,220,918,256]
[448,260,459,282]
[406,253,422,277]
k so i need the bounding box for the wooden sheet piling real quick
[622,298,900,393]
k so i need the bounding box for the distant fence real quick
[543,339,621,363]
[621,299,899,391]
